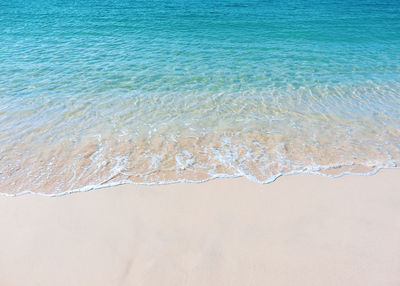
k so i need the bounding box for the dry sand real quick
[0,169,399,286]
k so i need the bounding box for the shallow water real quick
[1,0,400,195]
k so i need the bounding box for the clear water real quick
[1,0,400,195]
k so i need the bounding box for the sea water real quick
[1,0,400,195]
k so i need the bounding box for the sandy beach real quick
[2,0,400,285]
[0,169,399,285]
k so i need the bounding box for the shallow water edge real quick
[1,165,398,198]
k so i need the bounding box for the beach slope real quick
[0,170,399,286]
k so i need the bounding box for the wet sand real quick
[0,169,399,286]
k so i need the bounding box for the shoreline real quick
[1,169,399,285]
[1,165,399,197]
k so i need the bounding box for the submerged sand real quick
[0,169,399,285]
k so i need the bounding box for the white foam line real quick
[1,165,399,198]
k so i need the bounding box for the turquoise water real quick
[1,0,400,194]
